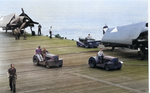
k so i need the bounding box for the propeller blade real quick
[21,8,24,14]
[20,22,26,30]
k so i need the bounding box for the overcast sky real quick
[0,0,147,21]
[0,0,148,39]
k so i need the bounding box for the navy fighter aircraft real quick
[101,22,148,60]
[0,8,38,33]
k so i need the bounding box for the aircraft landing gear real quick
[137,51,145,60]
[137,46,147,60]
[5,28,7,33]
[111,47,115,51]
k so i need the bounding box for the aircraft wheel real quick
[137,51,145,60]
[105,65,110,71]
[89,57,96,68]
[33,56,39,66]
[45,62,50,69]
[111,47,115,51]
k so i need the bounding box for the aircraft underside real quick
[103,41,148,60]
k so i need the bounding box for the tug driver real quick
[86,34,92,39]
[35,46,43,62]
[97,48,104,63]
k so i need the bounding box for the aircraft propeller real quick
[21,8,25,14]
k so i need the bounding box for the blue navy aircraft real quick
[101,22,148,60]
[0,8,38,33]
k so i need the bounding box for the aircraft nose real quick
[25,19,29,22]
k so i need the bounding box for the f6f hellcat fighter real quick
[101,22,148,60]
[0,8,38,33]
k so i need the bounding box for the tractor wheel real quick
[45,62,50,69]
[59,64,63,67]
[33,56,39,66]
[105,65,110,71]
[88,57,96,68]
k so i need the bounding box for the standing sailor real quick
[8,64,17,93]
[49,26,52,38]
[23,29,27,40]
[14,28,18,40]
[38,24,42,36]
[17,27,20,39]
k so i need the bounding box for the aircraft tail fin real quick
[103,25,108,34]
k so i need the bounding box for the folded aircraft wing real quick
[0,13,15,27]
[20,13,39,24]
[101,22,147,45]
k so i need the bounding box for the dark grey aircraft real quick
[0,8,38,33]
[101,22,148,60]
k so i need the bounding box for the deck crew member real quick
[86,34,92,39]
[23,29,27,40]
[38,24,42,36]
[35,46,43,62]
[49,26,52,38]
[97,48,104,63]
[8,64,17,93]
[17,27,20,40]
[14,28,18,40]
[42,47,49,61]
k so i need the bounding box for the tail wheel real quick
[88,57,96,68]
[33,56,39,66]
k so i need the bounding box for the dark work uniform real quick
[38,25,42,36]
[17,27,20,40]
[8,67,17,92]
[49,30,52,38]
